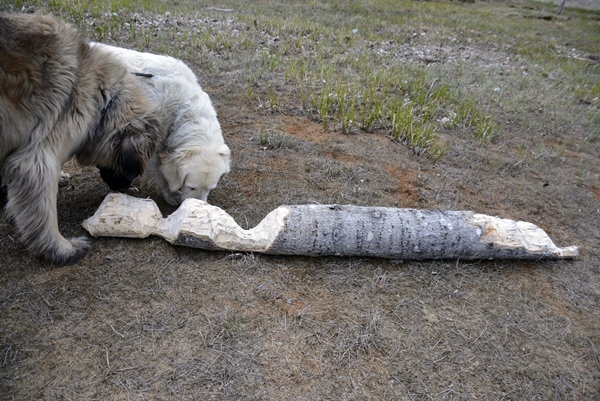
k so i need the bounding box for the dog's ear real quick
[218,144,231,159]
[117,127,156,181]
[96,117,160,192]
[217,144,231,173]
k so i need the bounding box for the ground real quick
[539,0,600,11]
[1,0,599,400]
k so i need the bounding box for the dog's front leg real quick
[2,150,90,265]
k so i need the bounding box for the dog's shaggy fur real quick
[0,13,160,265]
[91,43,231,205]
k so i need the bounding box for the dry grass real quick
[1,0,600,400]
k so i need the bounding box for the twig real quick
[109,323,125,338]
[589,338,600,369]
[105,348,111,370]
[558,0,567,15]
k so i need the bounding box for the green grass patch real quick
[257,127,289,150]
[5,0,599,159]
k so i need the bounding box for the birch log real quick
[82,193,578,260]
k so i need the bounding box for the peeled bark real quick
[83,193,578,260]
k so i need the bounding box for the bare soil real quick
[538,0,600,11]
[1,3,599,400]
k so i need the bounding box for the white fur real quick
[91,43,231,204]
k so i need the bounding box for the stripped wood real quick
[83,193,578,260]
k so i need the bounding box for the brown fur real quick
[0,13,160,265]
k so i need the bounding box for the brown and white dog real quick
[0,13,160,265]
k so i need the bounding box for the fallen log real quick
[82,193,578,260]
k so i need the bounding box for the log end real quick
[469,214,579,259]
[82,193,165,238]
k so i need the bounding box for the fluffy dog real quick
[0,13,160,265]
[91,43,231,205]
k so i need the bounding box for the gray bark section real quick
[268,206,521,259]
[175,205,559,260]
[173,235,222,251]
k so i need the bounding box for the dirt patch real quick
[538,0,600,11]
[284,115,330,145]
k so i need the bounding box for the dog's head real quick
[72,44,163,192]
[160,144,231,202]
[94,111,161,192]
[75,62,161,192]
[96,120,160,192]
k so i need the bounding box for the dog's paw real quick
[162,190,182,206]
[44,236,91,266]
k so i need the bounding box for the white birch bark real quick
[83,193,578,260]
